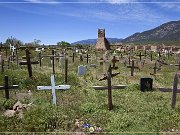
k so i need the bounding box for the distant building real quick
[95,29,110,51]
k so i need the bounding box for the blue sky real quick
[0,0,179,45]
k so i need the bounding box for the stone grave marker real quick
[78,65,86,76]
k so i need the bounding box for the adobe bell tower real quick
[95,29,110,51]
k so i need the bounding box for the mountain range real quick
[122,20,180,43]
[71,38,122,45]
[71,20,180,45]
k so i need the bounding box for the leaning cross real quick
[127,60,139,76]
[37,74,70,105]
[0,75,19,99]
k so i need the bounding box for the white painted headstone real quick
[78,65,86,76]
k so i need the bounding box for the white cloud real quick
[103,0,135,4]
[159,3,180,12]
[24,0,58,3]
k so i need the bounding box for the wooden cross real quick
[158,73,180,108]
[128,53,131,65]
[136,52,145,61]
[85,54,91,64]
[37,74,70,105]
[65,58,68,84]
[174,62,180,70]
[93,65,126,111]
[157,59,168,65]
[127,60,139,76]
[40,50,64,74]
[158,51,161,60]
[150,52,153,61]
[111,56,118,69]
[19,49,39,78]
[150,62,161,75]
[0,75,19,99]
[1,58,4,73]
[79,53,83,62]
[72,52,75,63]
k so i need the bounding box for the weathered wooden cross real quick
[37,74,70,105]
[19,49,39,78]
[127,60,139,76]
[136,52,145,61]
[0,75,19,99]
[150,62,161,75]
[158,73,180,108]
[93,65,127,111]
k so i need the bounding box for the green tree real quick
[57,41,70,48]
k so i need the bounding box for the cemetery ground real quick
[1,48,180,133]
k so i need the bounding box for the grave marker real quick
[158,73,180,108]
[1,59,4,73]
[78,65,86,76]
[0,75,19,99]
[150,62,161,75]
[136,52,145,61]
[37,74,70,105]
[19,49,39,78]
[92,65,127,111]
[127,60,139,76]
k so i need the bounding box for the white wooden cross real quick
[37,74,70,105]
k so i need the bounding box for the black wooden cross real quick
[93,65,126,111]
[150,52,153,61]
[158,73,180,108]
[84,54,91,64]
[19,49,39,77]
[127,60,139,76]
[136,52,145,61]
[150,62,161,75]
[0,75,19,99]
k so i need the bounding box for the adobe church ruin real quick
[95,29,110,50]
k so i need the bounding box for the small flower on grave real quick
[83,123,91,128]
[89,127,95,133]
[95,127,102,132]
